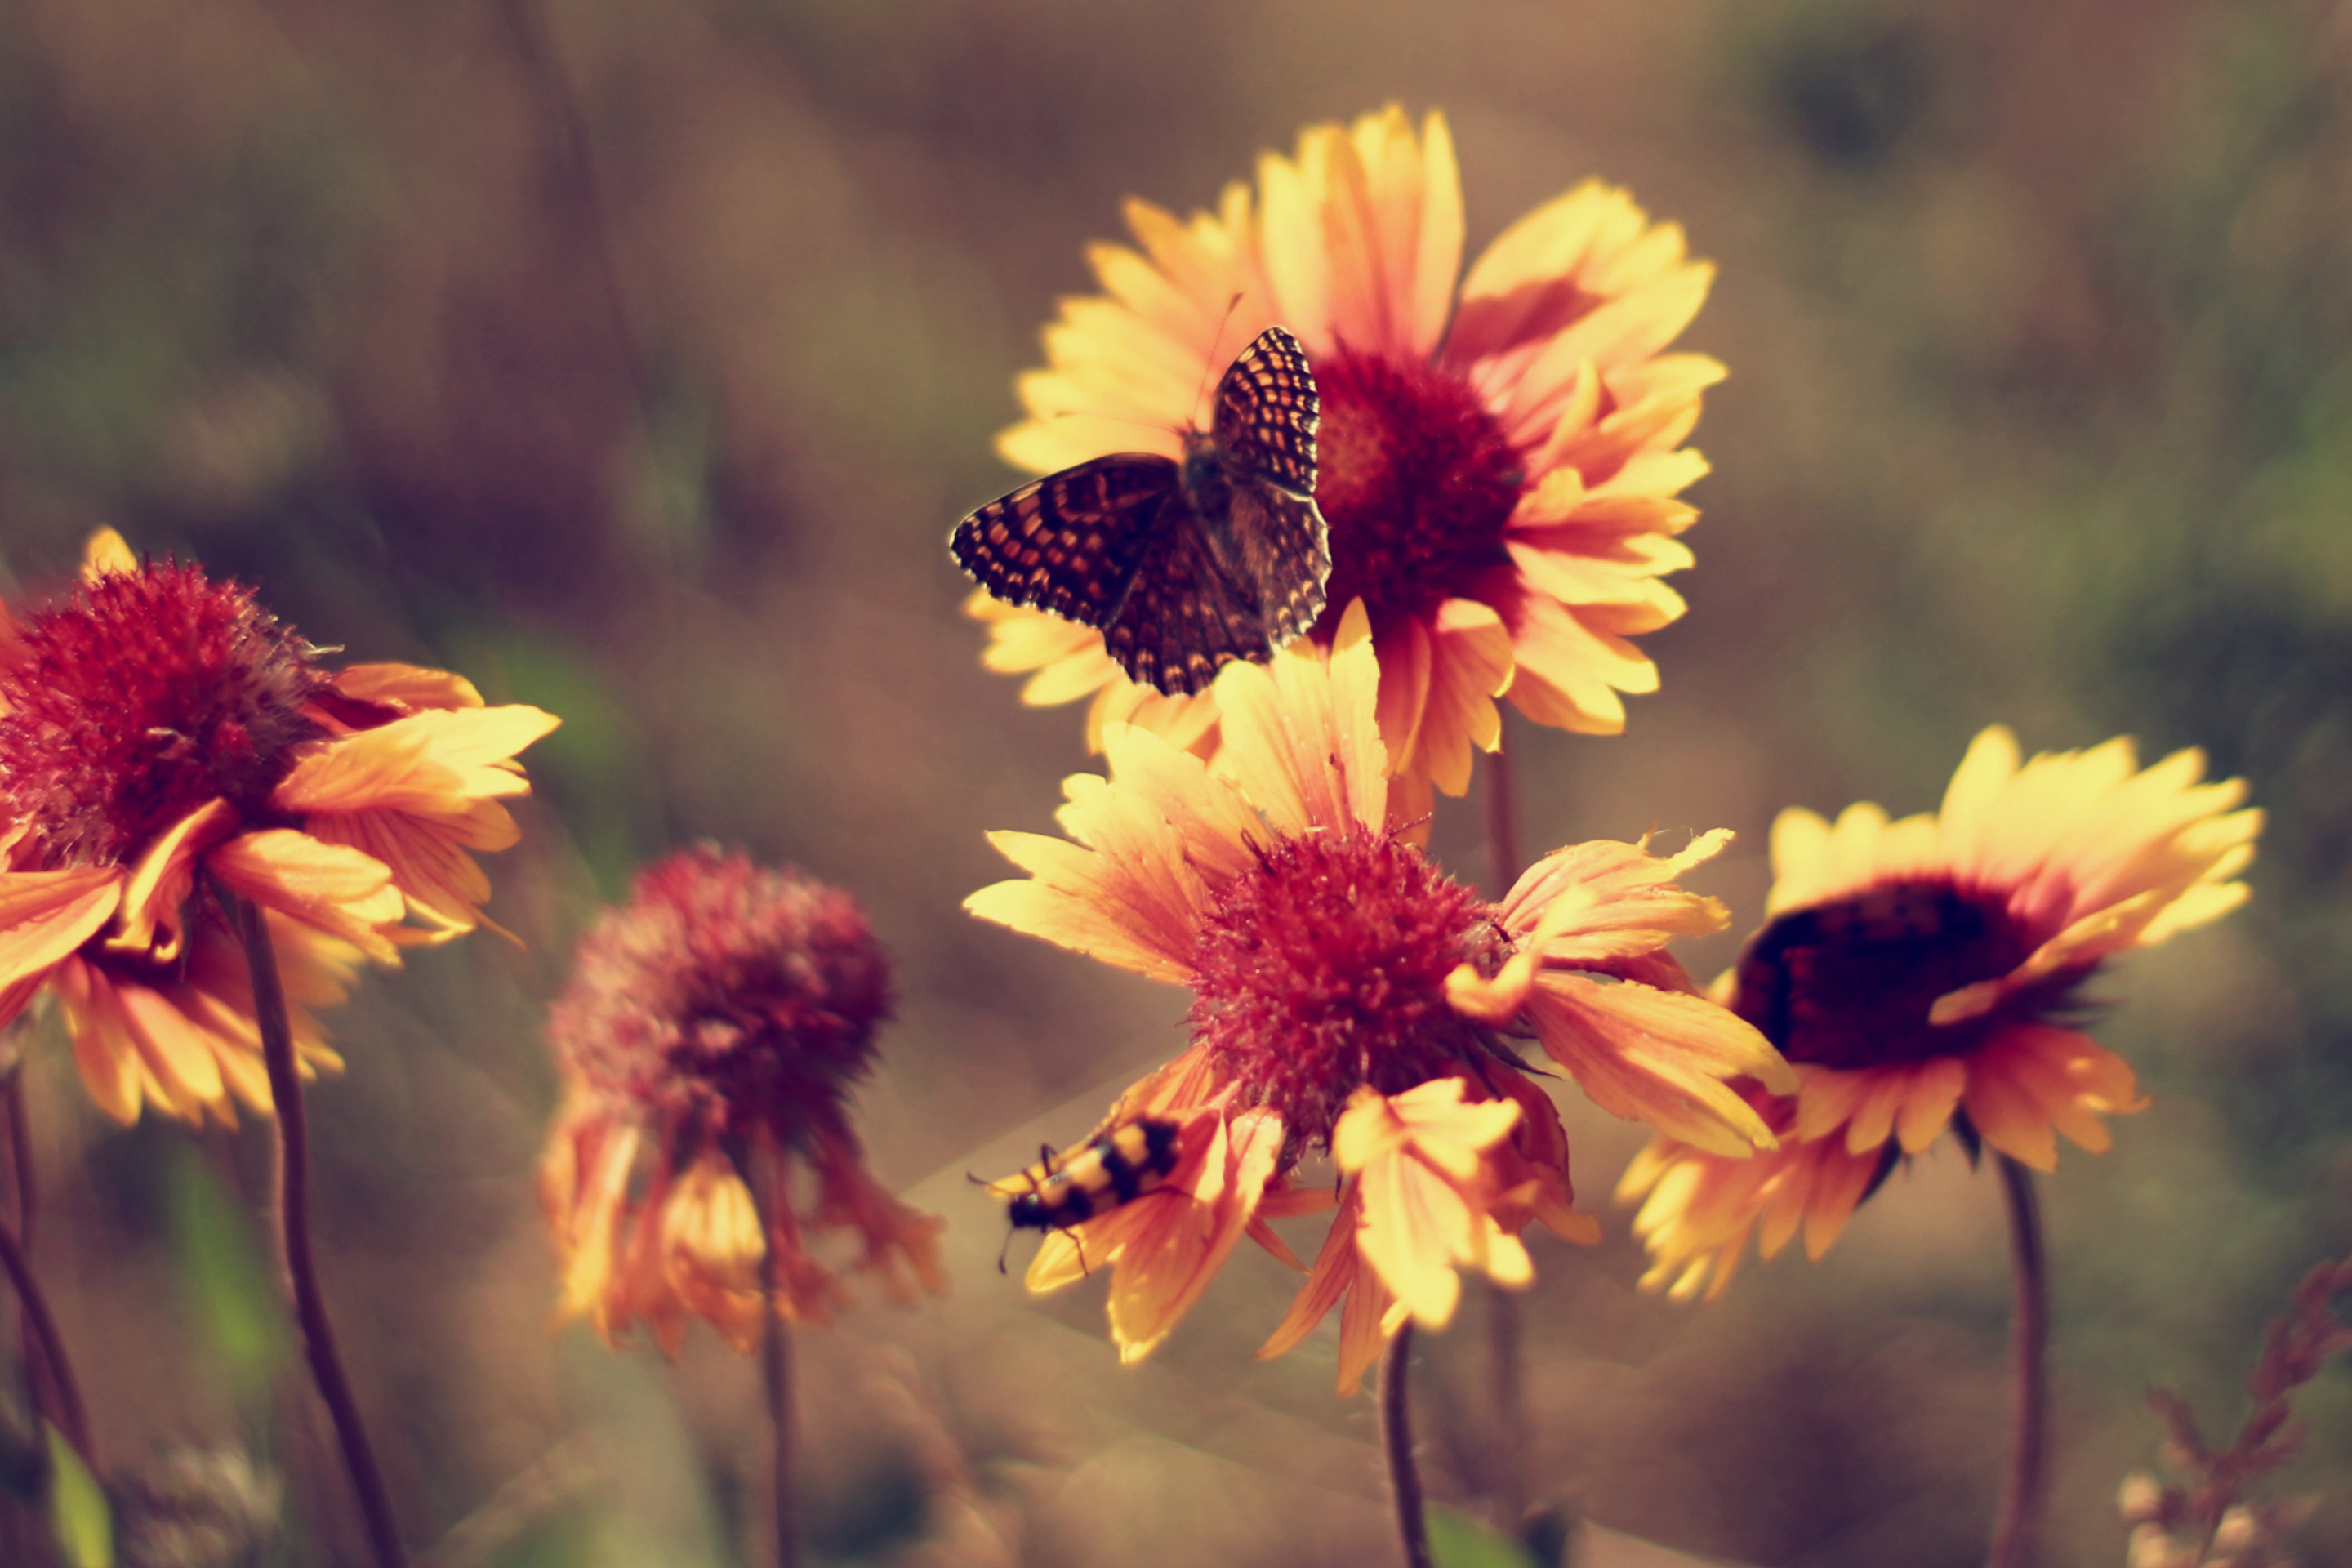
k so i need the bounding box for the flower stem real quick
[6,1067,35,1251]
[1988,1154,2048,1568]
[1381,1321,1434,1568]
[1480,733,1531,1533]
[750,1146,801,1568]
[227,891,405,1568]
[0,1063,86,1464]
[0,1207,88,1468]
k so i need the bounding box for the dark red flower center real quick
[1731,880,2084,1070]
[551,849,893,1150]
[0,562,328,871]
[1187,829,1504,1147]
[1311,347,1525,632]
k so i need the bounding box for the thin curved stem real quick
[6,1067,35,1251]
[1381,1322,1434,1568]
[0,1063,78,1461]
[228,891,405,1568]
[1987,1154,2048,1568]
[0,1213,87,1468]
[755,1152,802,1568]
[1479,736,1532,1535]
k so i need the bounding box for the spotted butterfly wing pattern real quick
[950,325,1331,697]
[948,457,1177,628]
[1200,327,1326,648]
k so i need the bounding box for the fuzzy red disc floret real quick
[1187,829,1503,1147]
[550,847,894,1151]
[1730,880,2092,1071]
[0,561,328,871]
[1310,347,1525,632]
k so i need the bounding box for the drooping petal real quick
[1528,975,1788,1156]
[0,870,122,1016]
[207,829,404,965]
[1339,1081,1529,1328]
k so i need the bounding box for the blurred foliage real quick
[163,1146,290,1410]
[49,1427,112,1568]
[0,0,2347,1565]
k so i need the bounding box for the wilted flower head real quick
[1619,726,2261,1299]
[0,530,558,1124]
[541,847,944,1352]
[969,604,1788,1390]
[969,105,1720,816]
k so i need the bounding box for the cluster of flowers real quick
[0,103,2278,1565]
[943,106,2261,1391]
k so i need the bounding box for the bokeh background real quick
[2,0,2349,1564]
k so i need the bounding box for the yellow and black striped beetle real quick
[985,1117,1184,1245]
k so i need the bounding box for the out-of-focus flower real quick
[0,530,557,1125]
[540,848,944,1353]
[114,1442,283,1568]
[1619,726,2261,1299]
[968,603,1788,1390]
[968,105,1720,815]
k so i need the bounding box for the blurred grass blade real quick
[1428,1504,1537,1568]
[46,1424,110,1568]
[164,1145,291,1401]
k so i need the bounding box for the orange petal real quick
[1529,974,1789,1153]
[1258,1185,1365,1361]
[110,800,237,962]
[56,958,150,1124]
[0,869,122,1004]
[327,663,484,713]
[208,830,403,964]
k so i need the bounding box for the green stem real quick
[228,891,405,1568]
[1987,1155,2048,1568]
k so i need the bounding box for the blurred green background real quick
[1,0,2348,1564]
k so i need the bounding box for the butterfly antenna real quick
[1192,292,1246,417]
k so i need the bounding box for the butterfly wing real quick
[1103,503,1271,696]
[1214,482,1330,645]
[1212,326,1320,497]
[950,456,1179,626]
[1205,326,1330,640]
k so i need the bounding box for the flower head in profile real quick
[540,848,944,1352]
[0,530,559,1125]
[968,603,1788,1390]
[1618,726,2261,1299]
[969,105,1720,816]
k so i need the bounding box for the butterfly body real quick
[951,327,1330,696]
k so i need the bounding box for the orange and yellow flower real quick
[1618,726,2262,1300]
[969,603,1789,1390]
[969,105,1721,817]
[540,849,944,1352]
[0,530,557,1125]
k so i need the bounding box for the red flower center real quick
[1311,347,1524,632]
[550,849,893,1148]
[1187,829,1503,1147]
[1731,880,2085,1070]
[0,562,327,871]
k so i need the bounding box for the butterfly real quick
[950,325,1331,696]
